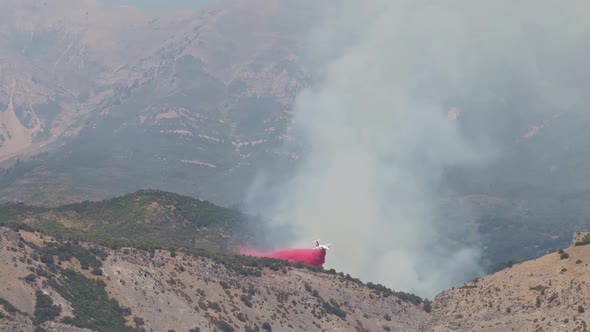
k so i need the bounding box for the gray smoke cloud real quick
[247,0,590,298]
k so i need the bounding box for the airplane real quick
[313,239,332,250]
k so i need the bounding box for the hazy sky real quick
[98,0,216,12]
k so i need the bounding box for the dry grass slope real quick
[427,232,590,332]
[0,227,428,331]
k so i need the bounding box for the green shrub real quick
[216,320,234,332]
[0,298,20,314]
[207,301,221,312]
[40,254,54,265]
[530,285,546,293]
[322,300,346,318]
[575,234,590,246]
[49,268,132,331]
[240,294,253,308]
[133,316,145,328]
[34,290,61,324]
[41,243,102,270]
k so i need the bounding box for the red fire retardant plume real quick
[237,248,326,267]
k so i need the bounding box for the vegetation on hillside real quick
[0,225,432,332]
[34,291,61,324]
[57,189,243,228]
[0,189,431,319]
[0,297,22,316]
[49,268,135,332]
[10,238,136,331]
[0,189,259,251]
[575,233,590,246]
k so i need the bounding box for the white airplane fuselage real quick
[313,240,331,250]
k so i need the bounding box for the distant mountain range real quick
[0,0,313,206]
[98,0,216,12]
[2,0,590,278]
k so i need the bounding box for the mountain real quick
[0,190,433,331]
[3,0,590,285]
[98,0,216,12]
[0,189,267,252]
[0,0,314,206]
[0,229,429,331]
[426,232,590,331]
[2,192,590,331]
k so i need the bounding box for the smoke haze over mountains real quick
[98,0,215,11]
[2,0,590,299]
[246,0,590,298]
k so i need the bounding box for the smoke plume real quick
[247,0,590,298]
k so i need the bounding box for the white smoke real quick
[247,0,590,298]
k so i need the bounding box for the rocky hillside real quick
[426,232,590,332]
[3,189,590,331]
[0,227,429,332]
[3,225,590,332]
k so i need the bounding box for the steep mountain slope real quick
[4,190,590,331]
[0,0,313,206]
[426,232,590,331]
[0,227,429,331]
[3,204,590,331]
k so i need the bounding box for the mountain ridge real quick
[0,223,430,331]
[0,189,264,252]
[0,0,313,206]
[426,231,590,331]
[1,214,589,331]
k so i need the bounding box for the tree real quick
[34,291,61,324]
